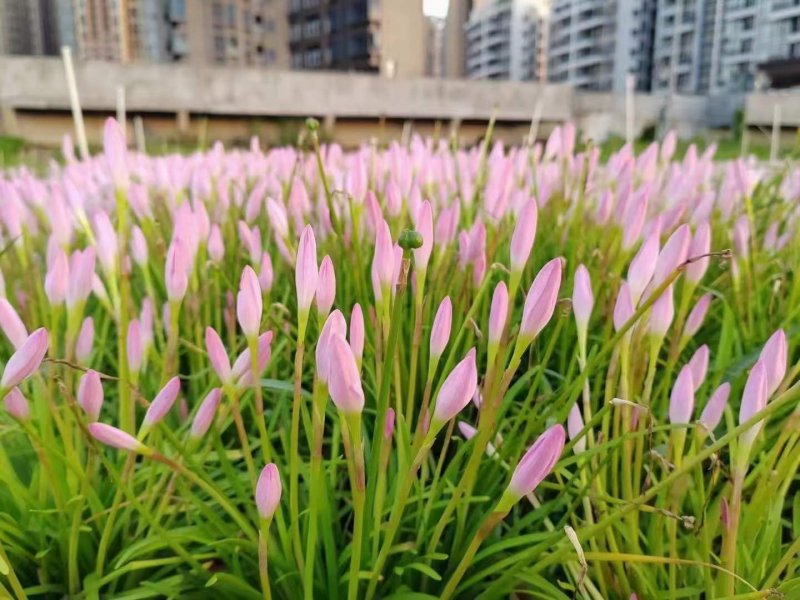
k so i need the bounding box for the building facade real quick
[464,0,549,81]
[548,0,657,92]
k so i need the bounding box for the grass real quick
[0,118,798,599]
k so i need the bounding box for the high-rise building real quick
[465,0,549,81]
[443,0,474,77]
[426,15,446,77]
[548,0,657,92]
[0,0,70,56]
[287,0,427,76]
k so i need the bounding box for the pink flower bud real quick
[510,200,537,273]
[349,304,364,366]
[316,310,347,383]
[373,220,395,295]
[205,327,232,384]
[739,360,768,445]
[232,331,273,388]
[208,225,225,263]
[384,407,395,440]
[759,329,787,397]
[489,282,509,347]
[141,376,181,435]
[191,388,221,439]
[76,317,94,362]
[295,225,318,313]
[4,387,29,421]
[687,344,709,391]
[699,382,730,432]
[0,298,28,349]
[140,299,154,352]
[237,266,262,338]
[45,250,69,305]
[165,239,188,302]
[430,296,452,360]
[432,348,477,425]
[572,264,593,334]
[732,215,750,260]
[613,281,634,332]
[627,229,659,305]
[649,286,674,338]
[327,334,364,414]
[316,256,336,317]
[126,319,143,374]
[258,252,273,293]
[131,226,148,266]
[649,224,690,295]
[103,117,128,187]
[472,252,486,289]
[669,365,695,425]
[77,369,104,421]
[682,293,712,340]
[519,257,562,341]
[506,424,565,499]
[414,200,434,274]
[685,222,710,284]
[567,402,586,453]
[93,211,118,274]
[89,422,148,453]
[67,247,96,308]
[1,328,48,390]
[255,463,282,519]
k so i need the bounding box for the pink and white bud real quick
[613,281,634,332]
[77,369,104,421]
[505,424,565,501]
[255,463,282,520]
[430,296,453,360]
[103,117,128,187]
[759,329,787,397]
[432,348,477,426]
[510,200,538,273]
[669,366,695,425]
[567,403,586,453]
[67,248,96,308]
[4,387,29,421]
[0,298,28,349]
[687,345,709,391]
[316,256,336,317]
[258,252,273,293]
[131,226,148,266]
[489,282,509,348]
[295,225,318,313]
[232,331,274,388]
[89,422,148,453]
[739,360,768,447]
[45,250,69,305]
[649,224,691,294]
[237,266,262,338]
[699,382,730,432]
[165,239,188,302]
[208,225,225,263]
[572,264,593,336]
[316,310,347,383]
[649,286,674,338]
[126,319,143,375]
[414,200,434,274]
[384,407,395,440]
[685,222,711,284]
[683,293,712,340]
[327,334,364,414]
[373,220,395,296]
[1,328,48,390]
[519,258,562,342]
[140,376,181,436]
[732,215,750,260]
[205,327,232,384]
[93,212,118,274]
[349,304,364,367]
[76,317,94,362]
[190,388,221,439]
[627,229,659,305]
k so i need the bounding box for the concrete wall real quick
[745,90,800,128]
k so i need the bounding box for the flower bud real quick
[432,348,477,426]
[327,334,364,414]
[89,422,149,453]
[669,365,695,425]
[255,463,282,520]
[78,369,104,421]
[316,256,336,317]
[430,296,452,360]
[1,328,48,390]
[295,225,318,313]
[237,266,262,338]
[4,387,29,421]
[190,388,221,439]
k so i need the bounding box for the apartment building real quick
[548,0,657,92]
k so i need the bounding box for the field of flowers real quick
[0,117,798,599]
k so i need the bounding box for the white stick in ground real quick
[61,46,89,161]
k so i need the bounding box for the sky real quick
[424,0,449,19]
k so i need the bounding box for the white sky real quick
[424,0,449,18]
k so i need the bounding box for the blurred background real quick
[0,0,799,161]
